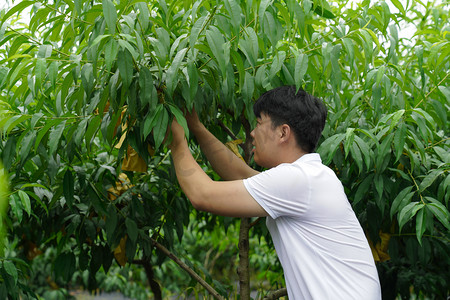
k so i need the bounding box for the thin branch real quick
[238,217,251,299]
[133,259,162,300]
[249,217,262,228]
[8,27,70,58]
[415,72,450,108]
[424,137,450,150]
[39,1,93,26]
[407,168,425,205]
[263,288,288,300]
[217,119,238,140]
[150,237,225,300]
[240,111,254,164]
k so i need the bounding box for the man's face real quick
[250,113,279,168]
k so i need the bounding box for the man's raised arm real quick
[185,110,258,180]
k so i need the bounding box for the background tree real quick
[0,0,449,299]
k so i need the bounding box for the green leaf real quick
[398,202,422,232]
[54,252,76,283]
[255,65,270,90]
[149,37,167,64]
[20,130,36,160]
[294,53,308,91]
[18,190,31,216]
[206,26,227,77]
[63,170,74,209]
[118,38,139,60]
[85,116,102,151]
[317,133,345,165]
[342,38,354,65]
[390,186,414,219]
[190,15,207,55]
[117,48,134,88]
[105,204,117,242]
[34,119,62,148]
[143,104,163,140]
[30,113,44,129]
[2,261,18,285]
[104,38,119,72]
[330,44,342,89]
[187,60,199,105]
[74,0,82,15]
[393,122,406,162]
[9,194,23,222]
[2,135,16,169]
[353,174,373,205]
[350,141,363,173]
[390,0,405,14]
[419,169,444,192]
[354,135,371,170]
[74,118,89,146]
[258,0,271,30]
[153,106,169,150]
[313,3,335,19]
[242,71,254,103]
[344,128,355,158]
[168,104,189,140]
[1,1,34,23]
[415,207,426,244]
[37,44,53,58]
[224,0,242,32]
[48,120,66,156]
[376,134,393,173]
[166,47,188,97]
[374,174,384,212]
[437,86,450,102]
[137,2,150,32]
[34,58,46,91]
[81,63,94,96]
[48,61,58,90]
[269,51,286,80]
[139,67,155,109]
[239,27,258,67]
[125,218,138,242]
[427,202,450,230]
[3,114,31,135]
[0,66,9,89]
[103,0,117,35]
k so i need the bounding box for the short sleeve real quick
[243,164,311,219]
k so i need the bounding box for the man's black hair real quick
[253,85,327,153]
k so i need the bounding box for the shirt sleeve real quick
[243,164,311,219]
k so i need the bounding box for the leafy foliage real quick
[0,0,449,298]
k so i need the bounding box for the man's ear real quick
[279,124,291,142]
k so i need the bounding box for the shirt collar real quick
[295,153,322,164]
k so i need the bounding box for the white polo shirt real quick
[243,153,381,300]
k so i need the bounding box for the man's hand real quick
[168,117,186,149]
[184,108,203,134]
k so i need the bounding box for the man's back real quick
[244,153,381,299]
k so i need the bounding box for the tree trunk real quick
[238,217,251,299]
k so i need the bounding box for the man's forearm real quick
[170,137,212,205]
[190,123,258,180]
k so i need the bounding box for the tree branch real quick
[150,237,225,300]
[217,119,238,140]
[263,288,288,299]
[240,112,254,164]
[133,259,162,300]
[238,217,251,299]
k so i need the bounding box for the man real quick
[168,86,381,299]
